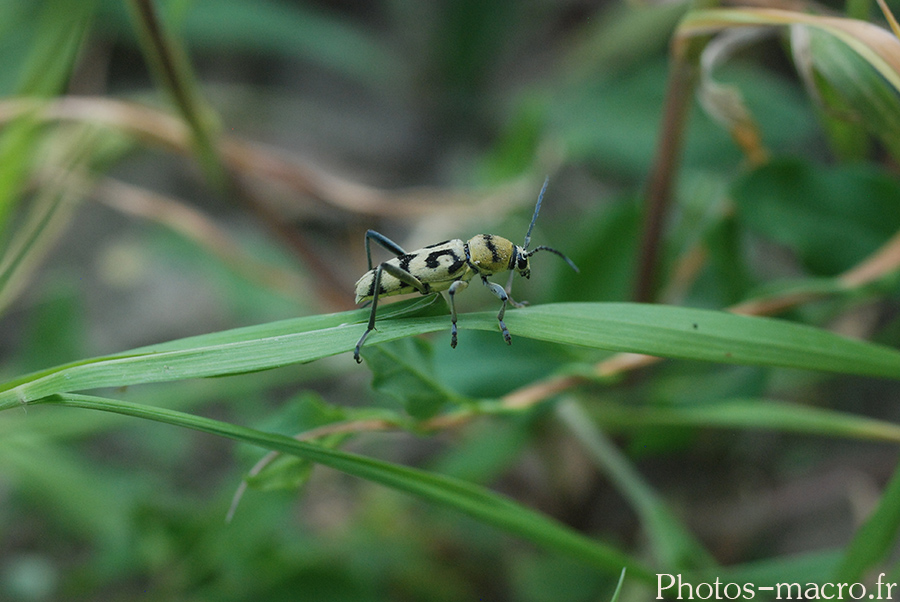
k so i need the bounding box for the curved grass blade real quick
[835,460,900,583]
[558,400,715,571]
[596,398,900,443]
[609,568,628,602]
[676,8,900,160]
[126,0,223,182]
[4,302,900,409]
[0,295,445,407]
[496,303,900,379]
[27,392,655,582]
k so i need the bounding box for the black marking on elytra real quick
[447,255,466,274]
[422,240,451,249]
[424,248,464,271]
[398,254,415,273]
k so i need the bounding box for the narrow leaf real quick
[835,460,900,582]
[4,302,900,410]
[559,400,715,571]
[597,398,900,443]
[27,392,655,581]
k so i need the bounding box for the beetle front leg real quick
[502,272,528,308]
[481,277,512,345]
[447,279,469,348]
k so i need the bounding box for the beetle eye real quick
[518,255,531,279]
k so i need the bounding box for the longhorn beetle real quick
[353,177,578,363]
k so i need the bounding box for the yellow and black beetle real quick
[353,178,578,363]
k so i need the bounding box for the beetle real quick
[353,177,578,363]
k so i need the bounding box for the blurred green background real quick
[3,0,900,600]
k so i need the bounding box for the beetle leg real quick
[447,279,469,348]
[364,230,407,270]
[355,264,384,362]
[381,262,428,294]
[354,262,429,363]
[481,277,512,345]
[502,271,529,308]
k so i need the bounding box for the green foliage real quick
[366,337,471,419]
[4,0,900,600]
[732,158,900,275]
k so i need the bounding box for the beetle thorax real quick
[465,234,517,275]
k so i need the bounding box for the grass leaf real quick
[4,301,900,409]
[596,398,900,443]
[558,400,715,571]
[835,461,900,582]
[27,392,654,581]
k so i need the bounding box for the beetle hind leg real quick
[364,230,406,270]
[354,262,430,363]
[354,328,374,363]
[354,265,385,363]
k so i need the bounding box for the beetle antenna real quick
[525,246,580,273]
[523,176,549,251]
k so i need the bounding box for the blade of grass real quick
[0,295,443,399]
[498,303,900,379]
[676,8,900,161]
[596,398,900,443]
[714,549,842,588]
[4,302,900,410]
[834,459,900,583]
[126,0,223,182]
[0,127,98,313]
[677,8,900,90]
[27,392,655,581]
[558,400,716,571]
[14,0,98,95]
[609,568,627,602]
[0,0,98,233]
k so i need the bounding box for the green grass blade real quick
[15,0,97,96]
[126,0,223,182]
[835,460,900,582]
[27,392,654,581]
[4,302,900,410]
[494,304,900,379]
[714,549,842,589]
[609,567,627,602]
[0,0,97,232]
[0,296,443,406]
[0,127,99,313]
[596,398,900,443]
[558,400,715,571]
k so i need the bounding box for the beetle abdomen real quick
[355,239,471,303]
